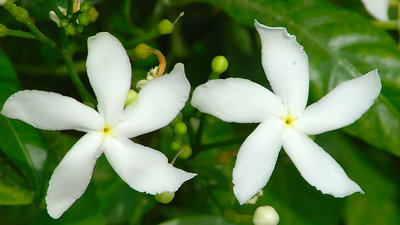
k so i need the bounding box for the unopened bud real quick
[88,7,99,22]
[170,139,182,151]
[80,2,91,12]
[125,89,138,107]
[11,6,29,22]
[155,192,175,204]
[211,55,228,75]
[60,19,69,28]
[178,145,192,159]
[78,12,90,26]
[158,19,174,35]
[174,122,187,136]
[133,43,153,59]
[65,23,76,36]
[253,206,279,225]
[0,24,8,37]
[0,0,8,6]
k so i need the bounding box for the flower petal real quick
[87,32,131,123]
[114,63,190,138]
[103,137,196,194]
[1,90,103,132]
[255,20,309,116]
[191,78,286,123]
[233,119,284,204]
[282,128,362,197]
[295,70,381,135]
[361,0,389,21]
[46,132,103,219]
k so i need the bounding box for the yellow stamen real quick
[102,125,112,136]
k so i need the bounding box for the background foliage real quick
[0,0,400,224]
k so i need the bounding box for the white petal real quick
[114,63,190,138]
[282,128,362,197]
[191,78,286,123]
[87,32,132,123]
[362,0,389,21]
[1,90,104,132]
[255,20,309,116]
[295,70,381,135]
[103,137,196,194]
[46,132,103,219]
[233,119,284,204]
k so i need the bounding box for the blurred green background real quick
[0,0,400,224]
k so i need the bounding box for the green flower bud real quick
[76,25,84,33]
[125,89,138,107]
[253,206,279,225]
[65,23,76,36]
[0,24,8,37]
[88,7,99,22]
[78,12,90,26]
[211,55,228,75]
[178,145,192,159]
[60,19,69,28]
[174,122,187,136]
[157,19,174,35]
[133,43,153,59]
[80,2,91,12]
[155,192,175,204]
[170,139,182,151]
[13,6,29,23]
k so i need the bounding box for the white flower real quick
[191,21,381,204]
[361,0,389,21]
[1,32,196,218]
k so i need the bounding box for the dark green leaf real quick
[0,49,44,203]
[160,215,235,225]
[190,0,400,156]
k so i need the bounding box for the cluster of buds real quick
[50,1,99,36]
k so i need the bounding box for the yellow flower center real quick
[102,125,113,136]
[283,115,296,127]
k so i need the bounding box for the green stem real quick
[62,52,95,104]
[16,60,86,76]
[124,29,160,48]
[371,20,398,30]
[46,0,66,20]
[67,0,74,15]
[6,29,36,39]
[3,1,56,47]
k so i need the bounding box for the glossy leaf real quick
[0,49,43,203]
[192,0,400,156]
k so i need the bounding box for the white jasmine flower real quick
[1,32,196,218]
[191,21,381,204]
[361,0,389,21]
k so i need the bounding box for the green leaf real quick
[0,49,44,203]
[190,0,400,156]
[0,151,33,205]
[160,215,235,225]
[316,132,400,225]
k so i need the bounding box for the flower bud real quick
[155,192,175,204]
[12,6,29,23]
[65,23,76,36]
[157,19,174,35]
[0,24,8,37]
[133,43,153,59]
[125,89,138,107]
[78,12,90,26]
[0,0,8,6]
[80,2,91,12]
[253,206,279,225]
[178,145,192,159]
[60,19,69,28]
[174,122,187,135]
[211,55,228,75]
[88,7,99,22]
[170,139,182,151]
